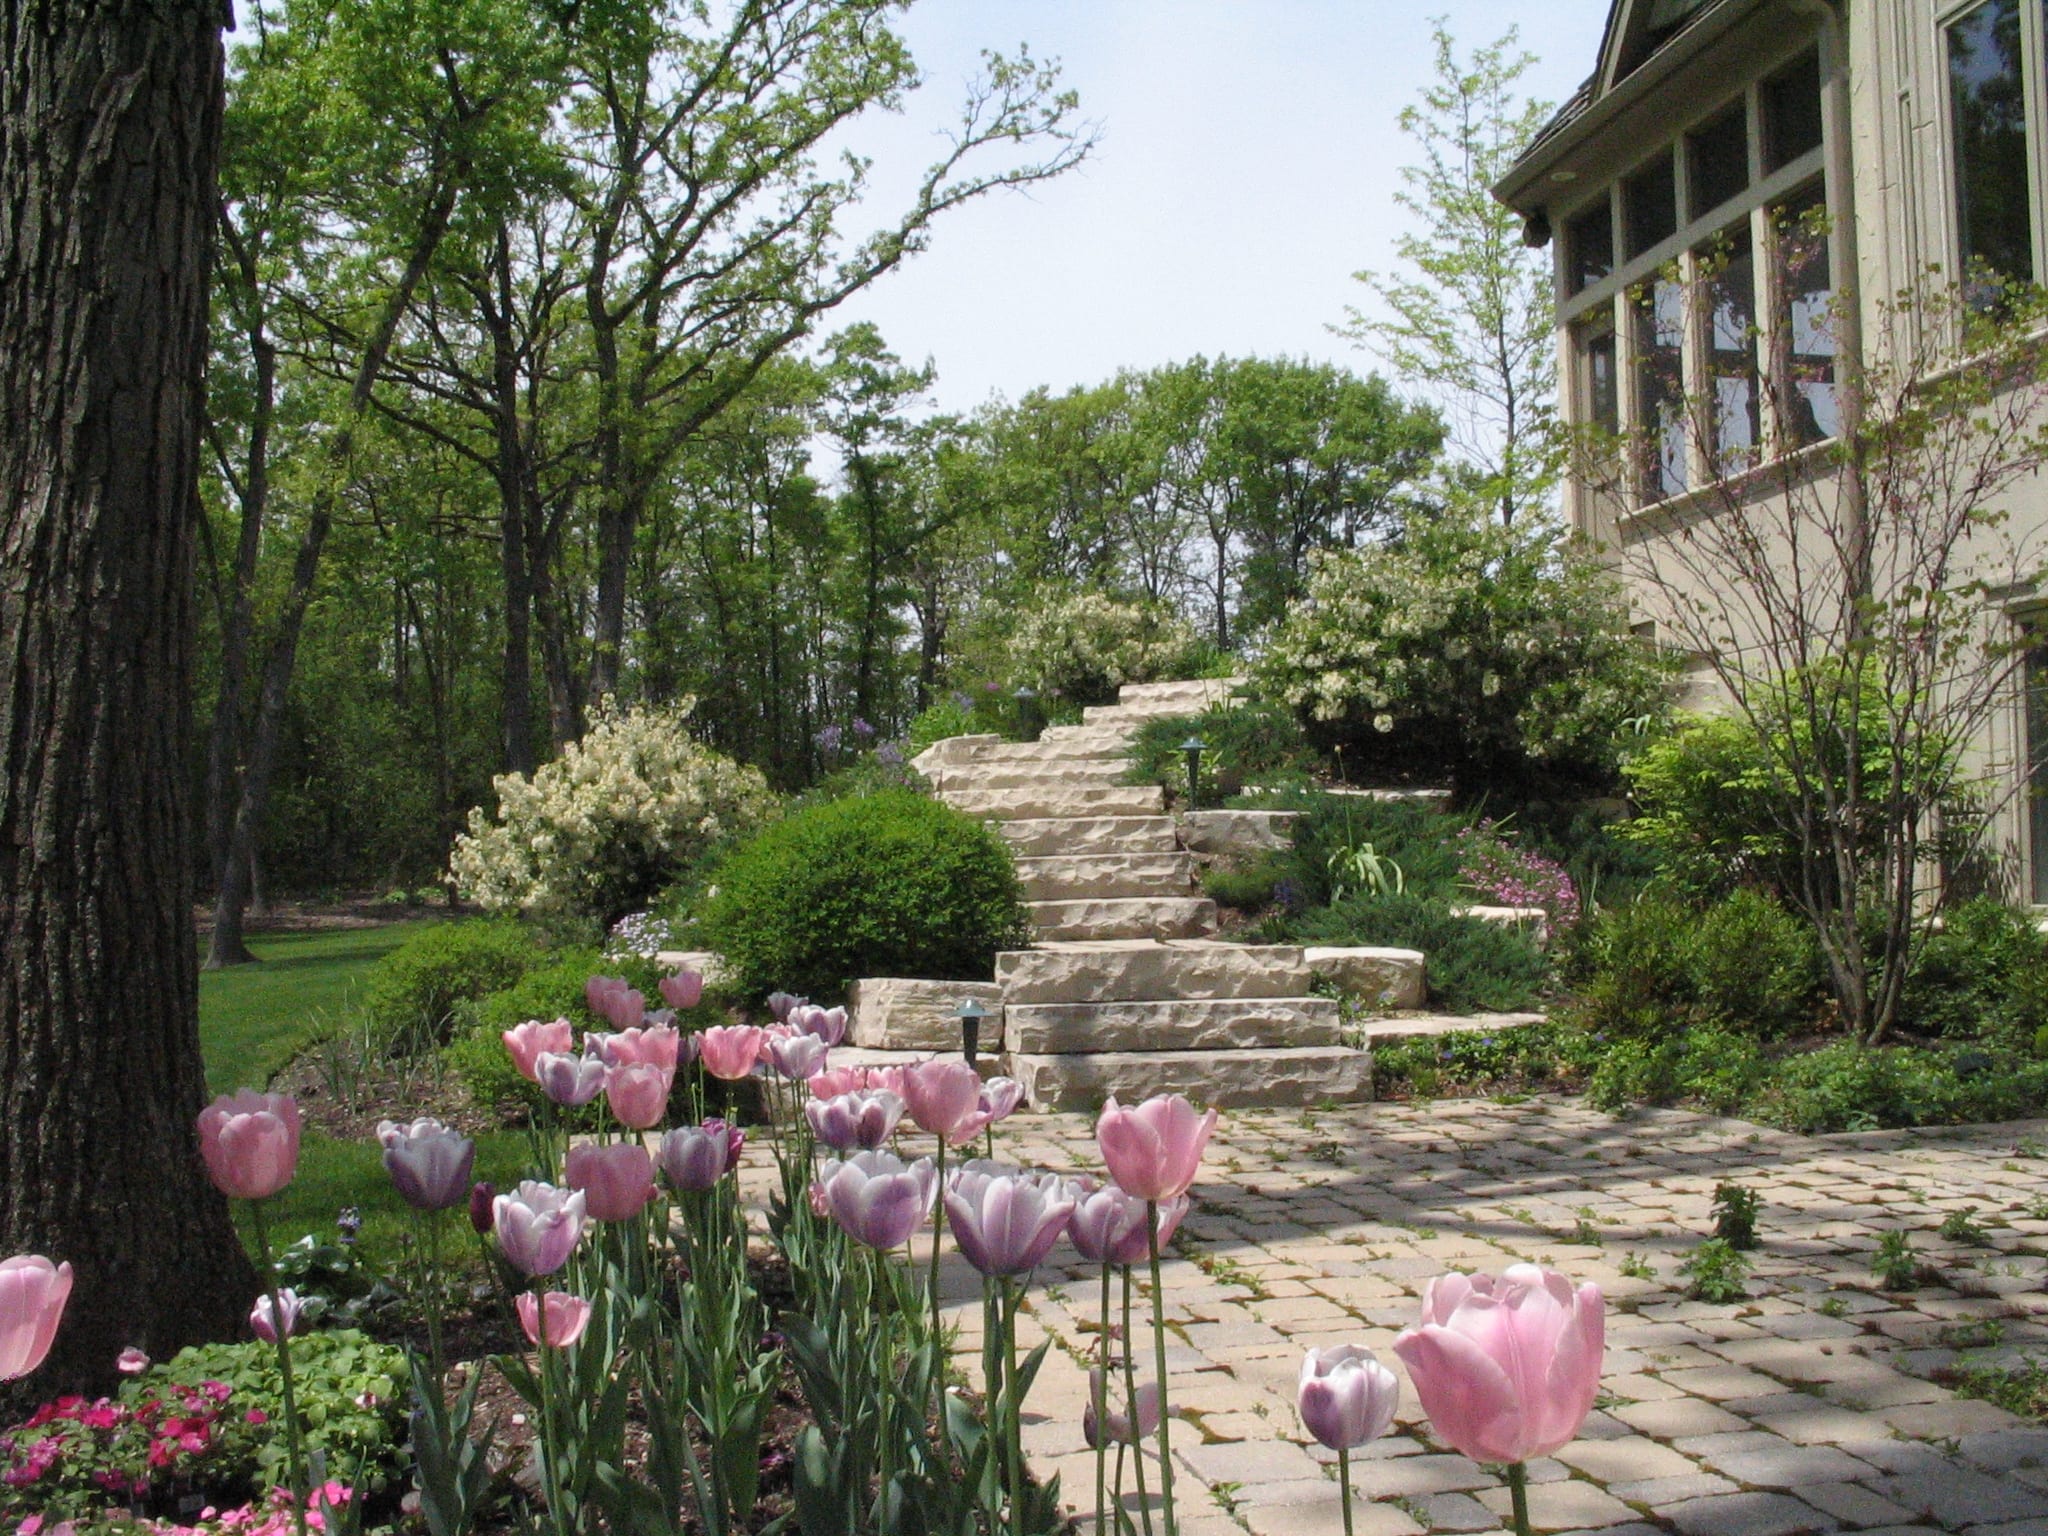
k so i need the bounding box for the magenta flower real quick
[197,1090,301,1202]
[1392,1265,1605,1467]
[377,1117,476,1212]
[943,1164,1075,1277]
[468,1181,497,1235]
[806,1090,905,1151]
[658,1119,744,1192]
[659,969,705,1011]
[249,1288,303,1344]
[697,1025,766,1080]
[493,1181,588,1276]
[0,1256,73,1380]
[604,1061,674,1130]
[816,1150,936,1249]
[501,1017,574,1082]
[535,1050,608,1108]
[117,1347,150,1376]
[1096,1093,1215,1203]
[564,1142,658,1223]
[517,1290,593,1349]
[900,1057,984,1141]
[1298,1344,1400,1450]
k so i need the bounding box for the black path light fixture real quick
[1013,685,1039,741]
[1179,734,1207,810]
[955,997,990,1070]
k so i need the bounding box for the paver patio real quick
[949,1096,2048,1536]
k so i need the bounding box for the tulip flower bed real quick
[3,964,1610,1536]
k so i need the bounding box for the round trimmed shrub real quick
[700,789,1030,1002]
[363,919,541,1048]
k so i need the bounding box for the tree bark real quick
[0,0,256,1396]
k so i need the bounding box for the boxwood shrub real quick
[700,789,1030,1002]
[362,919,541,1049]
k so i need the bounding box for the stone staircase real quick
[909,679,1381,1110]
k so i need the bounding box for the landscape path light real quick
[1179,735,1206,809]
[956,996,989,1070]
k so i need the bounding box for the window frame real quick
[1938,0,2048,288]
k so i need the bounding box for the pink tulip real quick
[1298,1345,1400,1450]
[493,1181,588,1276]
[585,976,645,1030]
[117,1347,150,1376]
[944,1164,1074,1277]
[0,1256,72,1380]
[788,1003,848,1046]
[810,1063,908,1099]
[197,1090,302,1202]
[900,1058,984,1141]
[697,1025,766,1080]
[806,1090,905,1151]
[1392,1265,1605,1467]
[501,1017,574,1082]
[249,1288,303,1344]
[1084,1368,1160,1448]
[604,1061,674,1130]
[660,969,705,1011]
[1096,1093,1215,1203]
[517,1290,593,1349]
[658,1119,744,1192]
[377,1118,476,1212]
[535,1050,608,1108]
[1069,1181,1189,1266]
[769,1032,830,1081]
[591,1024,682,1072]
[816,1150,936,1249]
[952,1075,1026,1145]
[564,1142,658,1222]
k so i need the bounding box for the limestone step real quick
[997,940,1311,1004]
[1302,946,1427,1011]
[943,784,1166,821]
[1116,677,1244,710]
[992,816,1181,857]
[1034,726,1143,752]
[934,759,1131,792]
[946,739,1132,765]
[1362,1011,1545,1047]
[847,977,1006,1052]
[1027,896,1219,943]
[1014,853,1198,901]
[1008,1045,1370,1112]
[1006,997,1343,1054]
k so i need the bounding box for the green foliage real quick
[1287,892,1551,1013]
[1258,790,1468,907]
[1585,1023,1768,1116]
[1257,512,1673,793]
[1872,1230,1921,1291]
[701,789,1029,1002]
[1124,700,1317,801]
[1949,1355,2048,1421]
[1678,1238,1753,1303]
[1904,898,2048,1047]
[153,1330,409,1494]
[1755,1041,2048,1133]
[1202,857,1285,911]
[362,919,540,1049]
[1712,1183,1761,1250]
[1939,1206,1993,1244]
[1368,1020,1594,1100]
[999,585,1200,705]
[1619,714,1799,902]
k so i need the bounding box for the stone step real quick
[1008,1045,1370,1111]
[997,940,1311,1004]
[847,978,1006,1052]
[1361,1011,1545,1047]
[912,736,1131,778]
[934,759,1131,792]
[1027,896,1219,943]
[1116,677,1244,711]
[943,784,1166,821]
[992,816,1181,857]
[1179,809,1299,858]
[1006,996,1343,1054]
[1303,946,1427,1011]
[1036,724,1142,748]
[1014,853,1198,901]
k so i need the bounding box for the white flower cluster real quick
[449,698,774,926]
[1005,587,1197,702]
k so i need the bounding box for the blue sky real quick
[829,1,1611,416]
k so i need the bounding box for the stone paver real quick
[952,1097,2048,1533]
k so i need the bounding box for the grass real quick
[197,921,530,1267]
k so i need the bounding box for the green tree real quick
[1338,20,1556,525]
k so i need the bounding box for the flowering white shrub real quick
[449,699,774,929]
[1004,587,1199,704]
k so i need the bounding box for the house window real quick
[1624,150,1679,258]
[1566,200,1615,294]
[1635,278,1688,501]
[1774,192,1837,446]
[1762,50,1824,171]
[1947,0,2033,283]
[1574,312,1620,437]
[2028,637,2048,902]
[1706,230,1760,472]
[1688,102,1750,219]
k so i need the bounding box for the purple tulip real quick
[535,1050,608,1108]
[817,1150,936,1249]
[468,1181,497,1235]
[788,1003,848,1046]
[377,1117,476,1212]
[944,1164,1075,1277]
[249,1288,303,1343]
[769,1032,831,1081]
[493,1181,588,1277]
[805,1090,904,1151]
[1298,1344,1400,1451]
[765,991,804,1023]
[952,1075,1027,1145]
[658,1119,745,1192]
[1085,1368,1161,1447]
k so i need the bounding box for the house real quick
[1494,0,2048,903]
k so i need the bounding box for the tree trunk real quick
[0,0,256,1397]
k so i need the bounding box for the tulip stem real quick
[1001,1280,1025,1536]
[1095,1261,1111,1536]
[928,1137,948,1432]
[1507,1462,1530,1536]
[1338,1446,1354,1536]
[416,1212,447,1385]
[535,1286,568,1536]
[1146,1201,1177,1536]
[249,1200,309,1536]
[1119,1265,1153,1536]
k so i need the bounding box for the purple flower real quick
[817,1150,936,1249]
[769,1032,830,1081]
[806,1090,904,1151]
[944,1163,1075,1277]
[535,1051,608,1108]
[789,1003,848,1046]
[493,1181,588,1276]
[659,1119,745,1192]
[766,991,805,1023]
[377,1117,476,1212]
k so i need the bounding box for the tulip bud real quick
[250,1288,303,1344]
[469,1181,497,1235]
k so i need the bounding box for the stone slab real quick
[996,939,1311,1004]
[1302,946,1426,1009]
[847,977,1006,1051]
[1362,1011,1546,1045]
[1117,677,1245,710]
[1180,809,1300,858]
[1027,896,1220,942]
[1014,853,1198,901]
[931,760,1131,792]
[649,948,729,983]
[1007,1044,1371,1111]
[943,784,1166,821]
[992,816,1181,856]
[1006,996,1344,1054]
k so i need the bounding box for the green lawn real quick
[196,921,530,1266]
